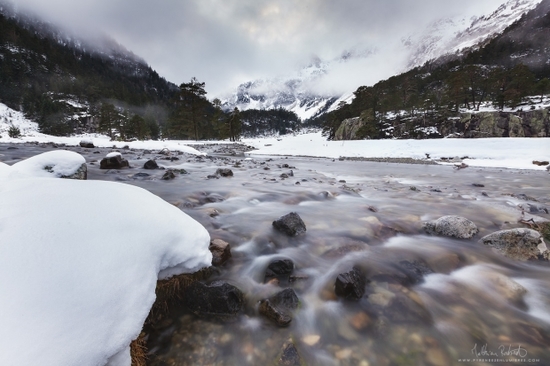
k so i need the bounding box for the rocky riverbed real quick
[1,142,549,366]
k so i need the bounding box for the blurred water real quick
[2,143,549,366]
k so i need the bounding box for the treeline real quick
[0,9,303,141]
[239,108,300,137]
[314,0,550,139]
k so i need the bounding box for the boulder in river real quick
[335,267,367,301]
[423,215,478,239]
[99,152,129,170]
[258,288,299,327]
[478,228,548,261]
[272,212,306,236]
[161,170,176,180]
[182,281,244,320]
[216,168,234,177]
[79,140,94,148]
[143,159,159,169]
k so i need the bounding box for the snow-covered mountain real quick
[405,0,542,68]
[223,0,542,121]
[221,54,361,120]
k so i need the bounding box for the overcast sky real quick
[12,0,509,97]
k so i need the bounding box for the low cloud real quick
[10,0,508,96]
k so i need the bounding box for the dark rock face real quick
[423,215,478,239]
[143,159,159,169]
[335,267,367,301]
[479,228,548,261]
[258,288,300,327]
[216,168,234,177]
[79,140,94,148]
[265,259,294,283]
[182,281,244,319]
[99,154,129,169]
[209,239,232,267]
[272,212,306,236]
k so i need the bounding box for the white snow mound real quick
[0,153,212,366]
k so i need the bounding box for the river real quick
[2,142,549,366]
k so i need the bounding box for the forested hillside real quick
[315,0,550,140]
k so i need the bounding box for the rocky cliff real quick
[333,109,550,140]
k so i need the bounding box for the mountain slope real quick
[0,2,178,135]
[316,0,550,140]
[405,0,542,68]
[223,0,541,122]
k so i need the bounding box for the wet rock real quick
[99,153,129,169]
[209,239,231,267]
[423,215,479,239]
[278,342,302,366]
[472,183,485,187]
[487,272,527,303]
[258,288,300,327]
[479,228,548,261]
[182,281,244,319]
[158,148,170,155]
[161,170,176,180]
[216,168,233,177]
[272,212,306,236]
[62,163,87,180]
[201,193,225,204]
[425,252,461,273]
[79,140,94,148]
[265,259,294,283]
[335,267,367,301]
[143,159,159,169]
[396,260,434,285]
[518,202,549,214]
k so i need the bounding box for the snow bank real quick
[243,132,550,170]
[0,153,212,366]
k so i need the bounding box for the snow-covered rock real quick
[0,152,212,366]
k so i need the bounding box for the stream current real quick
[2,142,549,366]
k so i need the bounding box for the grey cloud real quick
[11,0,508,97]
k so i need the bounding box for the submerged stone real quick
[264,259,294,283]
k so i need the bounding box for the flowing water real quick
[2,142,549,366]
